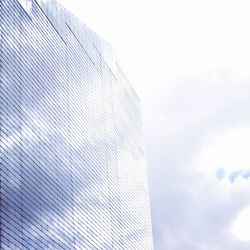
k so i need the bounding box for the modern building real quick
[0,0,154,249]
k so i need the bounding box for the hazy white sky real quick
[57,0,250,249]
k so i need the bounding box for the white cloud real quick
[194,127,250,177]
[232,206,250,241]
[143,72,250,249]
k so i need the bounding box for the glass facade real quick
[0,0,154,249]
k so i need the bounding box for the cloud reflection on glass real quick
[0,0,153,249]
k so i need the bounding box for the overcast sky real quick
[58,0,250,249]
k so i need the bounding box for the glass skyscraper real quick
[0,0,154,249]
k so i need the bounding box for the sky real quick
[57,0,250,249]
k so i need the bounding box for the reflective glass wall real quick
[0,0,154,249]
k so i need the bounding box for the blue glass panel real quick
[0,0,153,249]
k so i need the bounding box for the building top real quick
[16,0,140,102]
[17,0,117,75]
